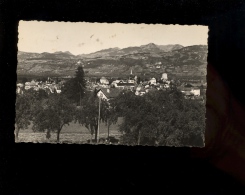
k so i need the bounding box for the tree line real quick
[15,66,205,146]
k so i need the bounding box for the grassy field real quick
[16,118,123,144]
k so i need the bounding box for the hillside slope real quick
[17,44,207,78]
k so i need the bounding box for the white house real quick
[100,77,109,85]
[24,80,38,90]
[135,88,146,96]
[97,89,108,100]
[128,80,135,83]
[136,86,142,91]
[76,60,82,65]
[16,87,23,94]
[149,77,156,85]
[163,84,169,89]
[111,80,124,87]
[24,85,31,90]
[98,83,110,88]
[33,86,39,91]
[191,88,200,96]
[17,83,24,88]
[161,73,168,80]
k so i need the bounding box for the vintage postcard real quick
[16,21,207,146]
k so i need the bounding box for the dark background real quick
[1,0,245,194]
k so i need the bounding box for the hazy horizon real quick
[18,42,208,56]
[18,21,208,55]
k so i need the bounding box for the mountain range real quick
[17,43,207,78]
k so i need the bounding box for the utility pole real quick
[79,92,81,107]
[97,95,102,143]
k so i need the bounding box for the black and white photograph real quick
[16,21,207,146]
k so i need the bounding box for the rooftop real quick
[177,86,192,91]
[99,88,121,99]
[117,83,135,86]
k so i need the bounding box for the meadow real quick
[16,119,122,144]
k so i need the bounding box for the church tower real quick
[128,69,134,80]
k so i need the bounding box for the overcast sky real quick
[18,21,208,55]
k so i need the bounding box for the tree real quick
[110,90,146,145]
[32,94,75,142]
[96,78,100,83]
[62,66,86,105]
[111,89,205,146]
[136,76,141,84]
[185,83,193,88]
[169,81,177,90]
[103,101,118,139]
[159,79,164,84]
[15,93,33,140]
[75,91,110,142]
[25,88,49,101]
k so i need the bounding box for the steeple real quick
[130,69,133,75]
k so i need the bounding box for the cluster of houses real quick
[16,72,206,102]
[16,77,62,94]
[94,73,206,101]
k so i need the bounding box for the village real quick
[16,70,206,102]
